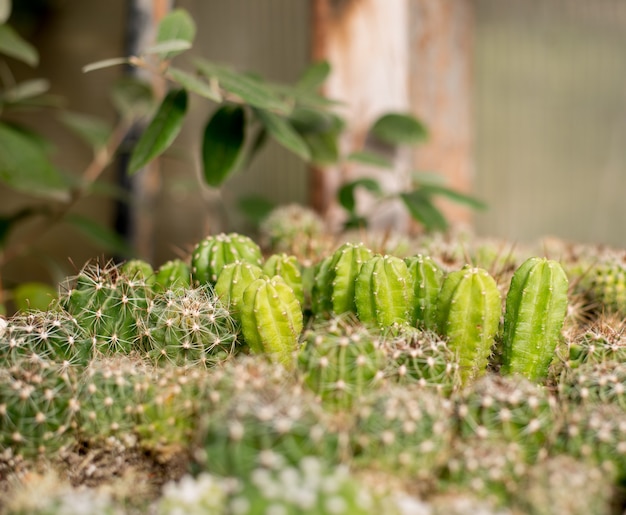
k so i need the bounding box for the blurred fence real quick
[474,0,626,247]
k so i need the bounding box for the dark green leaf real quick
[338,178,383,213]
[128,88,188,174]
[58,112,111,150]
[13,282,57,312]
[420,184,487,210]
[301,131,339,166]
[167,67,222,102]
[156,8,196,58]
[346,151,393,169]
[0,122,69,199]
[1,78,49,103]
[0,24,38,66]
[110,77,154,119]
[82,57,129,73]
[400,191,448,231]
[65,214,133,257]
[371,112,428,146]
[296,60,331,91]
[288,107,334,134]
[238,195,275,224]
[254,108,310,161]
[195,59,291,114]
[202,105,246,187]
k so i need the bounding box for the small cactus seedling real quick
[405,254,444,330]
[214,261,264,322]
[297,315,386,410]
[191,232,263,286]
[154,259,191,294]
[455,374,559,464]
[354,254,415,327]
[240,275,303,367]
[262,253,304,306]
[501,257,569,382]
[138,287,240,368]
[436,265,501,385]
[0,357,78,459]
[351,384,455,478]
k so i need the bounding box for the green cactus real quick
[258,203,326,256]
[138,287,240,368]
[120,259,155,285]
[436,265,501,385]
[501,257,569,381]
[263,253,304,306]
[240,275,303,367]
[297,315,386,410]
[311,255,334,316]
[567,312,626,367]
[558,361,626,411]
[214,261,264,322]
[191,232,263,286]
[0,357,78,458]
[354,254,415,327]
[154,259,191,294]
[405,254,444,330]
[576,254,626,316]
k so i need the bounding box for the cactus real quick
[311,255,334,316]
[558,361,626,411]
[138,287,240,368]
[501,257,569,382]
[354,254,415,327]
[120,259,155,285]
[567,312,626,367]
[576,254,626,316]
[240,275,303,367]
[351,384,454,478]
[263,253,305,306]
[191,232,263,286]
[405,254,444,330]
[0,357,78,458]
[214,261,264,322]
[297,315,386,410]
[259,203,326,256]
[436,266,501,385]
[455,374,559,463]
[157,473,230,515]
[154,259,191,294]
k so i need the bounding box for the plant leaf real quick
[156,8,196,59]
[301,130,339,166]
[338,178,383,214]
[128,88,188,174]
[201,104,246,187]
[195,59,291,114]
[13,282,58,312]
[238,195,275,224]
[288,107,334,134]
[400,191,448,231]
[110,77,154,119]
[371,112,428,146]
[419,183,487,210]
[82,57,129,73]
[0,0,11,24]
[58,112,111,150]
[410,171,447,185]
[0,24,38,66]
[142,39,191,57]
[65,214,133,257]
[296,60,331,91]
[167,66,222,103]
[347,151,393,169]
[1,78,50,103]
[0,122,69,199]
[254,108,310,161]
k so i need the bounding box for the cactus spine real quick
[436,265,501,385]
[154,259,191,294]
[502,257,569,381]
[405,254,444,330]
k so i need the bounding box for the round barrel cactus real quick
[191,232,263,286]
[154,259,191,294]
[436,265,501,385]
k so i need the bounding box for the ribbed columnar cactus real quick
[380,325,460,396]
[60,261,151,355]
[405,254,444,330]
[0,357,78,458]
[240,275,303,367]
[501,257,569,381]
[312,242,373,317]
[1,310,92,366]
[351,384,454,478]
[355,254,415,327]
[154,259,191,294]
[214,261,264,322]
[263,253,304,306]
[297,315,386,409]
[191,233,263,286]
[436,266,501,385]
[138,287,239,368]
[455,374,559,463]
